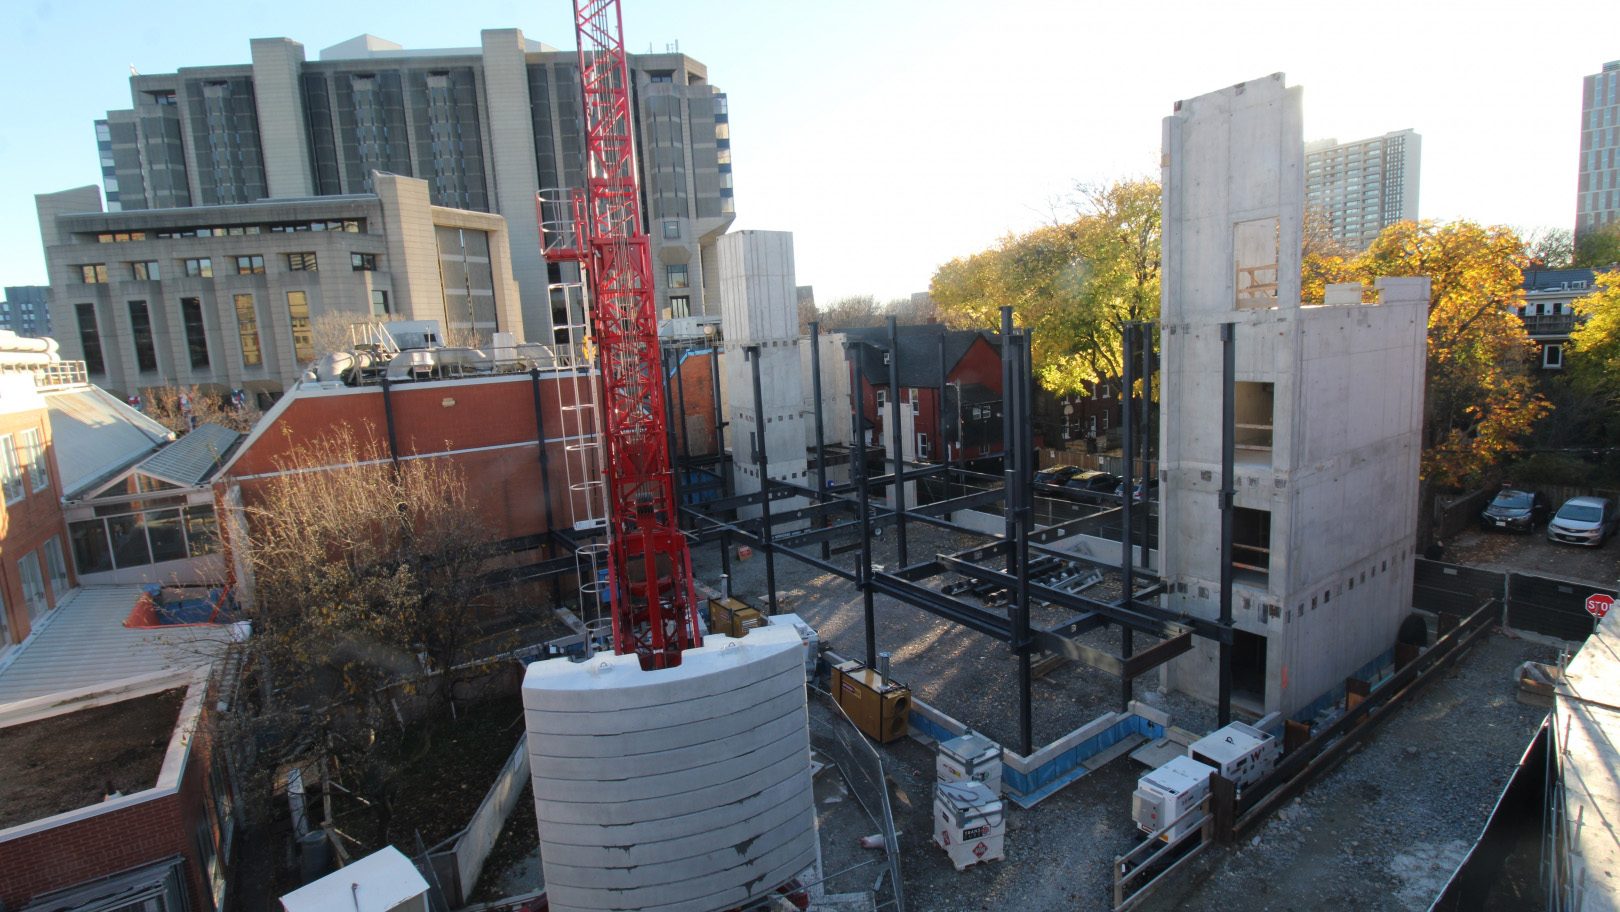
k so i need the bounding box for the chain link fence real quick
[807,686,906,912]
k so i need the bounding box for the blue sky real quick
[1,0,1615,305]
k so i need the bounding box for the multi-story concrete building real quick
[1304,128,1421,250]
[1579,60,1620,240]
[0,287,50,337]
[1159,75,1429,719]
[91,30,734,342]
[37,173,522,398]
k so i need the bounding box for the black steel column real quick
[1000,307,1017,574]
[1120,323,1137,710]
[379,376,400,467]
[714,346,731,585]
[809,321,830,560]
[938,329,950,477]
[662,349,684,531]
[1141,323,1154,573]
[852,344,877,667]
[1219,323,1236,726]
[674,347,691,463]
[887,316,908,567]
[1014,330,1034,755]
[747,344,777,616]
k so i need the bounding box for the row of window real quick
[0,429,51,504]
[76,287,390,377]
[70,503,218,575]
[92,219,365,243]
[0,537,70,650]
[78,251,381,283]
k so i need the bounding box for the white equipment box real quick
[766,613,820,681]
[1188,721,1279,789]
[933,780,1005,870]
[936,731,1002,795]
[1132,756,1215,841]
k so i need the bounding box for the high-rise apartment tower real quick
[1303,129,1420,251]
[1579,60,1620,240]
[92,30,735,342]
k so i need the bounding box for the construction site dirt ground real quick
[690,525,1560,911]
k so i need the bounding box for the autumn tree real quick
[815,294,889,330]
[1357,220,1551,488]
[141,385,262,435]
[1564,268,1620,423]
[222,426,511,832]
[1523,227,1575,269]
[930,178,1160,394]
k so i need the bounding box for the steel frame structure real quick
[543,0,700,668]
[673,308,1231,755]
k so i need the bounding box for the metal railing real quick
[0,360,89,390]
[1112,794,1214,910]
[1522,313,1578,336]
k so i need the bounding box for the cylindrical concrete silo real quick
[523,624,816,912]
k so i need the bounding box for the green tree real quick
[930,178,1160,394]
[1576,223,1620,268]
[1357,220,1551,488]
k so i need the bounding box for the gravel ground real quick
[689,522,1556,911]
[1444,528,1620,587]
[1137,629,1554,912]
[692,520,1190,751]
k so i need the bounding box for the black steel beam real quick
[1122,632,1194,679]
[870,572,1012,642]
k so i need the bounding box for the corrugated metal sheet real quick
[137,423,241,488]
[0,587,229,705]
[44,387,172,498]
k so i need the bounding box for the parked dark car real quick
[1546,496,1620,547]
[1034,465,1085,488]
[1063,470,1121,504]
[1479,488,1548,532]
[1113,477,1160,503]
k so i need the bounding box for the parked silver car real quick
[1546,496,1619,547]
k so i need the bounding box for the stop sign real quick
[1587,593,1614,620]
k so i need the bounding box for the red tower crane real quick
[544,0,701,668]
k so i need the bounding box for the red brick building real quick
[0,370,76,654]
[845,326,1005,464]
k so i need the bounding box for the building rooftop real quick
[843,325,999,388]
[45,386,172,499]
[136,423,241,488]
[0,587,231,706]
[1522,267,1598,292]
[1555,616,1620,911]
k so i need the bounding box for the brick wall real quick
[0,403,74,645]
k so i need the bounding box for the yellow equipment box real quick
[830,660,911,743]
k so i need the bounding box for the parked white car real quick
[1546,496,1619,547]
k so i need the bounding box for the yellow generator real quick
[830,660,911,743]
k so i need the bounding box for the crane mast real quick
[546,0,701,668]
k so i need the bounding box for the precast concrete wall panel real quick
[523,625,816,912]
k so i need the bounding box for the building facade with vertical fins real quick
[1578,60,1620,240]
[1303,128,1421,251]
[92,30,735,343]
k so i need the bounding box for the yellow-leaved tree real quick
[1357,220,1550,488]
[1564,267,1620,430]
[930,179,1160,395]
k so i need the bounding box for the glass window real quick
[131,260,160,281]
[20,428,48,493]
[78,263,109,284]
[667,263,689,289]
[0,436,23,503]
[75,303,105,374]
[287,291,314,363]
[186,505,219,556]
[235,254,265,275]
[235,293,261,367]
[18,553,47,621]
[184,257,213,278]
[44,536,68,599]
[128,300,158,372]
[670,295,690,319]
[286,252,318,272]
[147,509,187,563]
[351,252,378,271]
[663,219,680,239]
[182,297,210,368]
[371,290,390,316]
[106,512,152,569]
[0,586,9,649]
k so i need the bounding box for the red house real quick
[843,326,1004,465]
